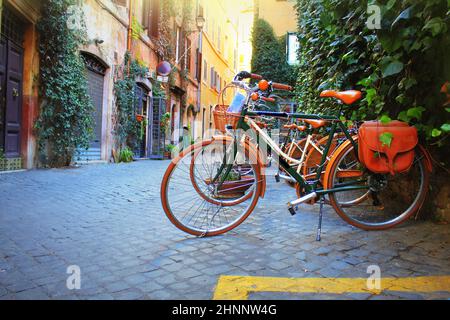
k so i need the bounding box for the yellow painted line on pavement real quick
[213,275,450,300]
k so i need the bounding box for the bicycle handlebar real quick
[236,71,294,92]
[236,71,263,81]
[271,82,294,91]
[261,96,276,103]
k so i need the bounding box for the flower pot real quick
[136,114,145,123]
[205,175,255,199]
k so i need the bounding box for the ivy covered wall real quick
[294,0,449,149]
[35,0,94,167]
[294,0,450,219]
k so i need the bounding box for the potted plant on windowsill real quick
[204,170,255,199]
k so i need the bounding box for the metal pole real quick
[196,0,203,139]
[127,0,133,52]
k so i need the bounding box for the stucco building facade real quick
[0,0,206,169]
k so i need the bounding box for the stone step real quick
[74,148,102,162]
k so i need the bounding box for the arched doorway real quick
[149,96,166,159]
[78,52,108,162]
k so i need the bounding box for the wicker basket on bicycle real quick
[213,105,242,133]
[213,105,270,134]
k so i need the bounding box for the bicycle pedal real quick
[288,206,297,216]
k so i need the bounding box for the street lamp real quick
[196,5,205,138]
[196,12,205,32]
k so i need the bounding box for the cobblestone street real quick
[0,161,449,300]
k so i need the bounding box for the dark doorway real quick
[77,52,107,162]
[0,7,25,159]
[149,97,165,159]
[135,84,149,158]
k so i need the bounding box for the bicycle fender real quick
[323,137,359,191]
[417,144,433,173]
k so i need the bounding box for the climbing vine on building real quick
[251,18,298,88]
[35,0,94,167]
[113,52,149,153]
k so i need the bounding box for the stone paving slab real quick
[0,161,449,300]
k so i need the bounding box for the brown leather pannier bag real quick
[358,121,418,175]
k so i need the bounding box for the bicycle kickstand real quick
[275,171,281,183]
[316,196,325,242]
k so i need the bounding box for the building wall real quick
[2,0,164,167]
[1,0,254,168]
[81,0,129,163]
[198,0,244,138]
[255,0,297,37]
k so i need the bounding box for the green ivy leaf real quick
[441,123,450,132]
[406,106,426,120]
[398,111,410,123]
[379,34,403,53]
[386,0,396,10]
[432,128,442,137]
[380,115,392,124]
[381,60,404,78]
[423,17,446,37]
[400,78,417,90]
[445,108,450,113]
[379,132,394,148]
[365,88,377,106]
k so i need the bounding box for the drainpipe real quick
[0,0,3,35]
[127,0,134,52]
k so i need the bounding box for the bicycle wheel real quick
[161,138,263,237]
[325,140,430,230]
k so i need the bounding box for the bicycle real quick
[161,72,432,238]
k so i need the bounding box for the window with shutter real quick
[210,67,214,88]
[195,49,202,81]
[141,0,150,29]
[186,38,191,73]
[175,27,181,64]
[149,0,160,38]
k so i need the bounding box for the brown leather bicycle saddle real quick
[283,124,307,132]
[304,119,327,129]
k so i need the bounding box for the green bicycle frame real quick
[211,101,368,197]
